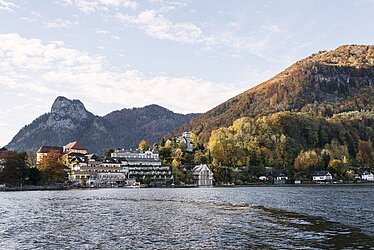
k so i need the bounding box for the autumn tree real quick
[138,139,150,150]
[171,159,180,168]
[355,140,374,167]
[193,150,208,164]
[38,150,67,183]
[294,150,320,172]
[324,139,350,163]
[208,129,226,165]
[171,159,186,185]
[164,139,173,149]
[328,159,348,178]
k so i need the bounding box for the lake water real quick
[0,186,373,249]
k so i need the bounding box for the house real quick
[361,172,374,181]
[36,146,63,165]
[274,173,288,184]
[312,171,333,182]
[192,164,214,187]
[176,132,194,152]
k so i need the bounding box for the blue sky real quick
[0,0,373,146]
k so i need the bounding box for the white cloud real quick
[58,0,289,58]
[94,29,120,39]
[147,0,191,12]
[0,33,244,115]
[95,29,111,34]
[110,35,120,40]
[46,18,79,28]
[113,6,288,59]
[20,16,36,22]
[0,0,17,12]
[115,10,214,44]
[20,11,43,22]
[60,0,138,13]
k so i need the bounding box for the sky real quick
[0,0,373,146]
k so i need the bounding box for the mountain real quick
[7,97,198,153]
[175,45,374,142]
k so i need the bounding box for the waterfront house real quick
[192,164,214,186]
[274,173,288,185]
[361,172,374,181]
[312,171,333,182]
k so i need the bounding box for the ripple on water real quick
[0,187,373,249]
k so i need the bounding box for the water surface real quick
[0,186,373,249]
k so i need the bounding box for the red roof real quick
[64,141,87,150]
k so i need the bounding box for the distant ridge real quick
[7,96,199,153]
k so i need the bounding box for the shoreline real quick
[1,182,374,192]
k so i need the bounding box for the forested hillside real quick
[176,45,374,142]
[165,45,374,183]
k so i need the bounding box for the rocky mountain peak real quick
[47,96,93,129]
[51,96,89,118]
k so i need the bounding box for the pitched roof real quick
[192,164,212,174]
[313,171,331,176]
[64,141,87,151]
[37,146,63,154]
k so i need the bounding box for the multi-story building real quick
[69,154,128,186]
[111,149,172,185]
